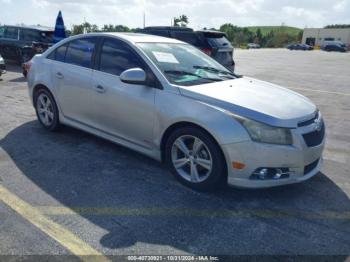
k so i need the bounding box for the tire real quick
[34,88,61,131]
[165,126,227,191]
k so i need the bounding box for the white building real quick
[302,28,350,46]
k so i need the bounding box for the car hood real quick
[178,77,317,128]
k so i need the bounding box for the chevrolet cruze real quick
[27,33,325,191]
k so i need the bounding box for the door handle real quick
[56,72,64,79]
[95,85,106,93]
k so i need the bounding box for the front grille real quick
[304,158,320,175]
[302,120,325,147]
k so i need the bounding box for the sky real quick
[1,0,350,30]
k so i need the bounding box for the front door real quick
[91,38,156,149]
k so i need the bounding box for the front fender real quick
[154,90,251,148]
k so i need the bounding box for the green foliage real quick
[70,19,303,48]
[174,15,189,27]
[325,24,350,29]
[101,24,131,32]
[71,22,132,35]
[246,26,302,36]
[71,22,98,35]
[219,24,303,47]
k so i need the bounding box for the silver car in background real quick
[27,33,325,191]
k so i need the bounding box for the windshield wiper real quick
[193,66,237,78]
[164,70,223,82]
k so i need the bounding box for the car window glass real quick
[21,29,41,42]
[0,27,4,38]
[4,27,18,40]
[55,44,68,62]
[65,38,97,68]
[99,39,143,76]
[206,36,232,47]
[47,44,68,62]
[171,32,200,46]
[40,31,54,43]
[137,42,234,86]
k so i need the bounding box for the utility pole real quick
[143,11,146,28]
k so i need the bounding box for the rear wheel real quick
[165,127,227,191]
[34,88,61,131]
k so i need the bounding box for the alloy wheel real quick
[171,135,213,183]
[36,93,54,127]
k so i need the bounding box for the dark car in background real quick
[0,25,54,64]
[136,26,235,71]
[322,43,347,52]
[287,43,313,51]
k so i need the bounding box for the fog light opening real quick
[250,167,290,180]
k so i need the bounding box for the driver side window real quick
[99,38,144,76]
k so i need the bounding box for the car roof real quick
[74,32,184,44]
[1,24,54,31]
[142,26,193,32]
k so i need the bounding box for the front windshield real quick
[137,42,236,86]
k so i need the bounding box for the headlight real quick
[0,57,3,63]
[234,116,293,145]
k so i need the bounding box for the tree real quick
[174,14,189,27]
[71,24,84,35]
[71,22,99,35]
[325,24,350,29]
[101,24,131,32]
[256,28,262,43]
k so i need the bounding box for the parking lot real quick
[0,49,349,260]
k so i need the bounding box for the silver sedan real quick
[27,33,325,191]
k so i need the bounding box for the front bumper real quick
[222,118,326,188]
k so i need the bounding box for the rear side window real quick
[65,38,97,68]
[206,35,232,48]
[47,44,68,62]
[99,38,143,76]
[4,27,19,40]
[171,32,201,46]
[40,31,54,43]
[21,29,41,42]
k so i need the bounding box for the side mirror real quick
[120,68,146,85]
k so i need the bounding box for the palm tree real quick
[174,14,189,27]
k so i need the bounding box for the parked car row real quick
[322,43,347,52]
[287,43,314,51]
[0,25,54,64]
[286,41,348,52]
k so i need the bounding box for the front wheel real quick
[165,127,227,191]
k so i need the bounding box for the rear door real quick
[49,37,99,126]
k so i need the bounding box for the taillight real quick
[201,48,212,56]
[23,60,32,78]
